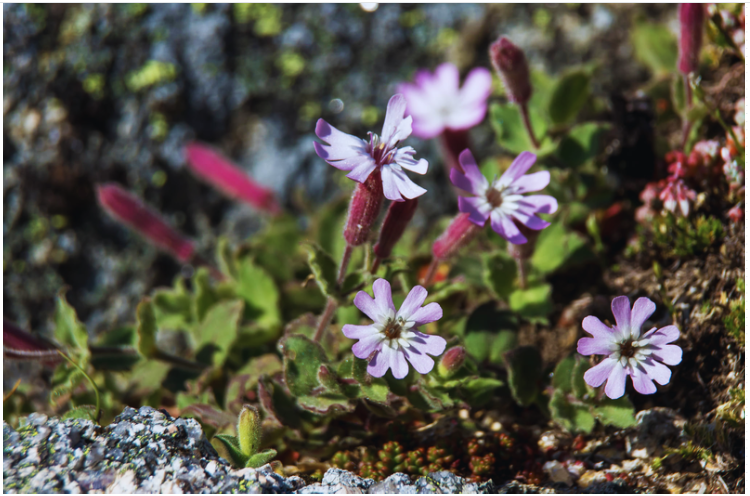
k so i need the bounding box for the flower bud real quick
[373,198,419,260]
[489,37,532,104]
[185,142,281,215]
[506,222,540,260]
[678,3,705,75]
[438,346,466,378]
[344,169,384,246]
[432,213,482,260]
[237,405,262,457]
[97,183,195,262]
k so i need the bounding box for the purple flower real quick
[449,149,558,244]
[343,279,446,379]
[397,63,493,139]
[577,296,683,399]
[314,94,428,202]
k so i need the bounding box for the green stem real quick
[57,351,101,424]
[153,349,209,371]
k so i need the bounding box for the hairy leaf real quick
[136,298,158,358]
[280,334,328,397]
[550,389,595,433]
[549,70,590,125]
[193,300,243,367]
[504,346,542,407]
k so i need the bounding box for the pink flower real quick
[314,94,429,202]
[727,203,743,223]
[97,183,195,262]
[343,279,446,379]
[184,142,281,215]
[397,63,492,139]
[577,296,682,399]
[659,177,696,217]
[449,149,557,244]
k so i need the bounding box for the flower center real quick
[367,133,396,166]
[382,317,406,340]
[619,340,637,359]
[486,186,504,208]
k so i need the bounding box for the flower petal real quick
[611,296,632,339]
[381,167,404,201]
[403,347,435,374]
[315,119,366,152]
[510,209,550,230]
[352,332,384,359]
[451,150,489,195]
[389,345,410,379]
[582,316,618,341]
[498,151,537,187]
[382,94,412,148]
[491,210,527,244]
[458,67,492,108]
[458,196,492,226]
[604,361,628,399]
[577,336,617,356]
[346,159,378,183]
[390,168,427,200]
[643,325,680,345]
[372,278,396,313]
[342,324,379,340]
[354,290,387,323]
[640,357,672,386]
[397,285,429,320]
[630,297,656,338]
[367,350,389,377]
[434,63,460,95]
[583,357,618,387]
[408,302,443,327]
[394,149,428,175]
[411,119,445,140]
[408,331,447,356]
[516,194,558,214]
[650,344,682,365]
[509,171,550,193]
[630,364,657,395]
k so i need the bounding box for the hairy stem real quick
[520,103,540,149]
[337,244,354,287]
[516,258,528,290]
[370,257,381,274]
[422,259,440,287]
[313,298,338,343]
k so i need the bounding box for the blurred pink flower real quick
[397,63,492,139]
[184,142,281,215]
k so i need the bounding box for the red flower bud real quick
[4,318,61,364]
[184,142,281,215]
[438,346,466,378]
[373,198,419,260]
[344,170,384,246]
[97,183,195,262]
[489,37,532,104]
[678,3,705,75]
[432,213,482,260]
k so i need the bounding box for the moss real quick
[125,61,177,92]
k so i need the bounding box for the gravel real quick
[3,406,498,494]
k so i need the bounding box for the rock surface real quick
[3,407,497,494]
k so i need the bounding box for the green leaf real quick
[61,405,97,421]
[353,357,390,403]
[216,236,238,279]
[461,377,504,406]
[572,356,591,399]
[425,280,469,305]
[136,298,158,358]
[193,267,220,323]
[237,405,262,457]
[483,252,517,300]
[245,449,278,468]
[280,334,328,396]
[631,21,678,76]
[235,259,280,329]
[316,197,349,262]
[489,103,556,156]
[302,242,338,300]
[54,290,89,362]
[251,214,303,281]
[548,70,591,125]
[552,356,575,394]
[593,396,637,429]
[672,74,686,116]
[193,300,243,367]
[488,330,518,365]
[152,279,193,330]
[549,389,595,433]
[504,346,542,407]
[556,122,611,168]
[297,394,354,414]
[407,384,453,412]
[530,222,589,275]
[508,283,554,323]
[339,271,364,297]
[212,434,247,468]
[464,332,492,362]
[128,359,171,395]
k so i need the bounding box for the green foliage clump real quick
[651,213,724,257]
[724,279,745,346]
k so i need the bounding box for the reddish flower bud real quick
[373,198,419,260]
[727,204,743,223]
[3,318,61,364]
[438,346,466,378]
[489,37,532,104]
[184,142,281,215]
[97,183,195,262]
[678,3,705,75]
[344,170,384,246]
[432,212,482,260]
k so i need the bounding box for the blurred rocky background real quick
[3,3,677,338]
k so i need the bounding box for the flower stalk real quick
[423,212,482,286]
[372,198,419,273]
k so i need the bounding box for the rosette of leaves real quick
[549,355,637,433]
